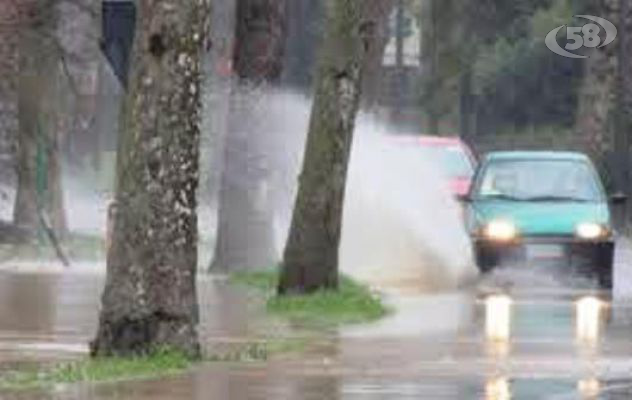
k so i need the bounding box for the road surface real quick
[2,239,632,399]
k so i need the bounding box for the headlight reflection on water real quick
[482,295,605,400]
[484,294,513,359]
[485,294,606,345]
[485,377,511,400]
[485,295,513,342]
[484,377,601,400]
[577,378,601,398]
[575,296,605,345]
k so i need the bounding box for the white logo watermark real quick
[545,15,617,58]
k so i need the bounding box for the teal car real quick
[463,151,625,289]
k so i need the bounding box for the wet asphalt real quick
[2,240,632,399]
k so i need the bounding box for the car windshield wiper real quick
[480,193,529,201]
[522,195,592,203]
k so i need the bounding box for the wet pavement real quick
[2,240,632,399]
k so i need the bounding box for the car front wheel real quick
[475,242,501,273]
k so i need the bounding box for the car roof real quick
[484,151,591,162]
[418,135,465,146]
[392,134,467,146]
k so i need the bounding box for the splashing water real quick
[264,91,475,293]
[340,123,476,293]
[43,89,477,292]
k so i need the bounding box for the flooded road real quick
[2,240,632,399]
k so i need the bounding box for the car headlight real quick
[575,222,607,240]
[484,220,517,241]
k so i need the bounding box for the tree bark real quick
[91,0,211,357]
[211,0,288,272]
[360,0,395,111]
[13,0,67,237]
[615,0,632,183]
[278,0,377,294]
[0,1,20,182]
[614,0,632,229]
[574,0,618,177]
[420,0,440,135]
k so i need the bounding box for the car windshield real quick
[475,159,604,202]
[420,146,474,179]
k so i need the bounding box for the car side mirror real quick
[457,193,471,203]
[610,192,627,205]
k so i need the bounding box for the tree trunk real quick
[278,0,377,294]
[201,0,235,210]
[0,1,20,182]
[421,0,440,135]
[459,59,476,142]
[13,0,67,237]
[615,0,632,230]
[616,0,632,171]
[360,0,395,111]
[574,0,618,180]
[211,0,288,272]
[91,0,211,358]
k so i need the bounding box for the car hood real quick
[470,200,610,235]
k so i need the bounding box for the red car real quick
[416,136,477,198]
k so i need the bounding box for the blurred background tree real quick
[211,0,289,272]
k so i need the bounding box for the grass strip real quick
[230,270,390,327]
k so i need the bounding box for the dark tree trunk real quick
[278,0,377,294]
[615,0,632,230]
[282,0,324,91]
[361,0,395,111]
[211,0,288,272]
[0,1,20,181]
[203,0,235,210]
[421,0,440,135]
[459,61,475,142]
[575,0,618,178]
[13,0,67,237]
[232,0,287,84]
[615,0,632,179]
[91,0,211,358]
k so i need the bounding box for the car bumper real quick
[473,236,614,273]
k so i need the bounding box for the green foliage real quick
[0,339,310,392]
[230,270,390,327]
[206,338,308,363]
[463,0,555,44]
[268,277,388,326]
[0,349,192,391]
[230,270,279,292]
[419,0,585,135]
[530,0,573,40]
[473,0,582,132]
